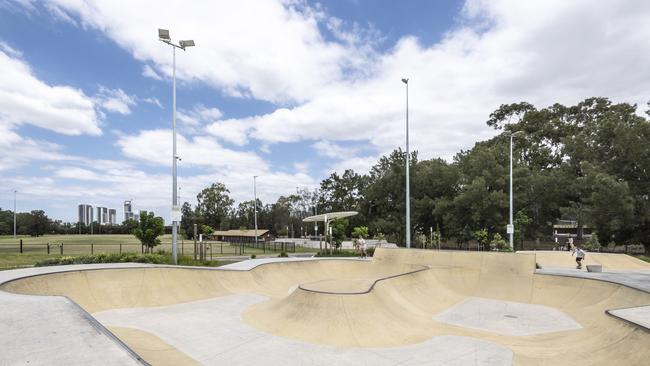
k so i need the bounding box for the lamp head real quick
[158,28,170,41]
[401,78,409,84]
[179,40,195,49]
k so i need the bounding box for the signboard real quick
[171,205,182,222]
[506,224,514,234]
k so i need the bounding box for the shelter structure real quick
[302,211,358,253]
[212,229,271,244]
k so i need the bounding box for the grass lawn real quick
[0,254,59,270]
[0,234,316,269]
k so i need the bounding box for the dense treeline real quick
[3,98,648,253]
[181,98,650,253]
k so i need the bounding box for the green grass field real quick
[0,234,316,270]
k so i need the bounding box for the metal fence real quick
[0,239,297,258]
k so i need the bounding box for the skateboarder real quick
[572,246,586,269]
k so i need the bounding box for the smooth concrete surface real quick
[219,256,368,271]
[0,263,159,366]
[434,297,582,336]
[536,267,650,293]
[520,250,650,271]
[94,294,512,366]
[608,305,650,330]
[2,250,650,366]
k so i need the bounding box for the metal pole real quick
[13,190,16,238]
[509,134,514,250]
[171,45,179,265]
[403,78,411,248]
[254,176,258,248]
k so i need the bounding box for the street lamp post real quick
[401,78,411,248]
[13,190,16,238]
[508,131,525,250]
[254,176,259,248]
[158,28,195,265]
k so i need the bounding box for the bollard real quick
[20,239,23,254]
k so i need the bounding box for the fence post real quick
[91,243,94,255]
[120,243,122,255]
[20,239,23,254]
[60,244,63,255]
[193,224,198,261]
[47,243,50,255]
[221,242,223,254]
[210,244,213,261]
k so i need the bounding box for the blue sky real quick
[1,0,649,223]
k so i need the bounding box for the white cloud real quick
[116,129,265,170]
[0,48,101,135]
[141,97,162,108]
[41,0,372,104]
[204,0,650,169]
[0,41,22,57]
[142,64,162,80]
[94,86,136,115]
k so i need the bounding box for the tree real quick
[513,211,532,250]
[200,224,214,236]
[352,226,368,239]
[196,182,234,230]
[180,202,201,239]
[133,212,165,253]
[330,219,349,249]
[474,229,488,250]
[21,210,50,237]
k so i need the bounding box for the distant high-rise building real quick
[108,209,117,225]
[97,207,108,225]
[124,200,134,222]
[78,204,93,225]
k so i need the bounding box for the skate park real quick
[2,248,650,365]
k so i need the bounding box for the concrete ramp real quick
[2,249,650,366]
[520,250,650,271]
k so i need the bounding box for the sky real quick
[1,0,650,223]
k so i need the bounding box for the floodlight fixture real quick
[158,28,170,41]
[401,78,409,84]
[179,40,195,49]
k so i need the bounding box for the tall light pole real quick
[401,78,411,248]
[13,190,17,238]
[253,176,259,247]
[159,28,195,265]
[508,131,525,250]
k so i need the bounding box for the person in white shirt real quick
[572,246,586,269]
[359,237,367,258]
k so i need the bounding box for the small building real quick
[212,229,272,244]
[552,220,592,244]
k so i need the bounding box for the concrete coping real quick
[298,264,429,295]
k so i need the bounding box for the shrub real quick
[278,252,289,257]
[584,233,601,251]
[35,253,168,267]
[250,254,257,259]
[489,233,510,251]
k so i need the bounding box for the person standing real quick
[572,246,586,269]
